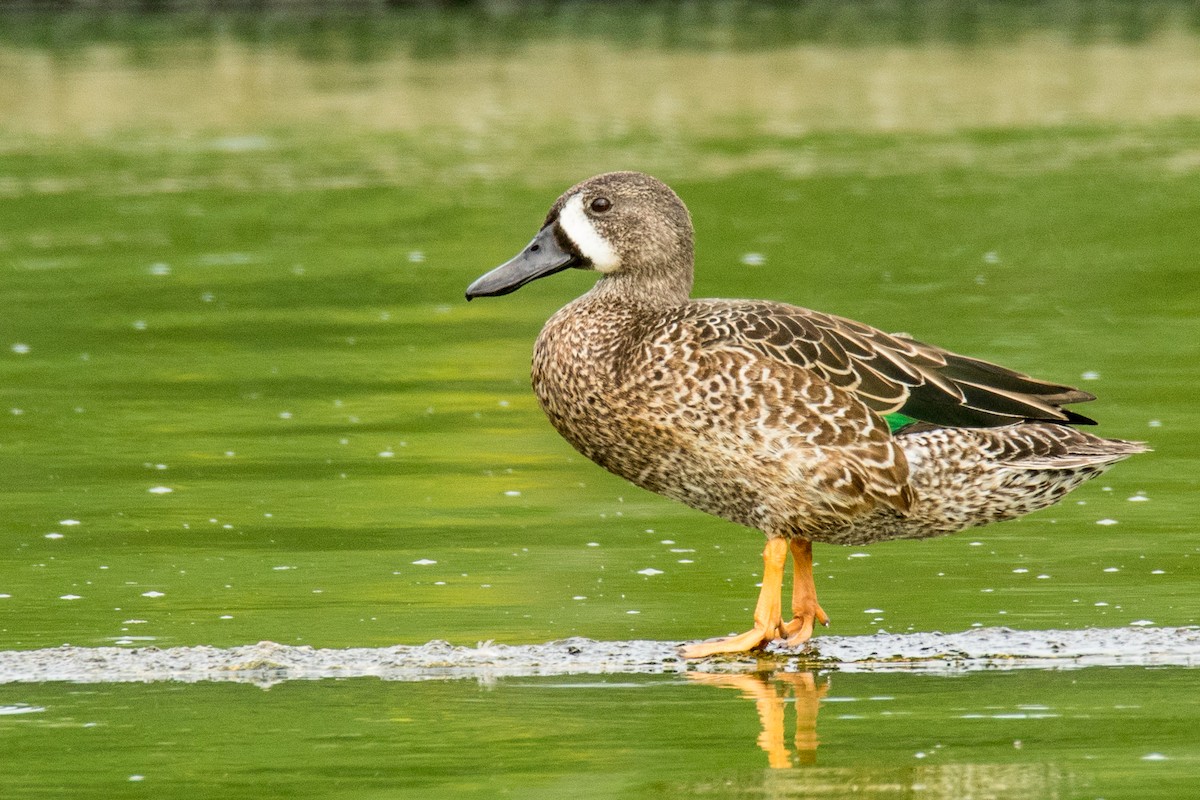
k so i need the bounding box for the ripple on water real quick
[0,626,1198,686]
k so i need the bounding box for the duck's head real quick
[465,171,694,303]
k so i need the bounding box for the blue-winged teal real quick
[466,172,1147,658]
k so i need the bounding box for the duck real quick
[465,171,1147,658]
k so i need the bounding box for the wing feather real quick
[686,299,1096,428]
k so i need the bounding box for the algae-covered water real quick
[1,3,1199,797]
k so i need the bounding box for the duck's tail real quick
[891,422,1149,537]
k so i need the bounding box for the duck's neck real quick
[585,266,693,310]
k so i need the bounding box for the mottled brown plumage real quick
[465,171,1147,657]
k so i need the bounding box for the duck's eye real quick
[589,197,612,214]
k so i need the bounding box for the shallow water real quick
[1,4,1199,798]
[3,665,1199,798]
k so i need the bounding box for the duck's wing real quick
[687,300,1096,428]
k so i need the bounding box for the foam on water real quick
[1,626,1198,687]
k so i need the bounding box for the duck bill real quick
[465,224,581,300]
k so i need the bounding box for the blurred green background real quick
[1,2,1198,797]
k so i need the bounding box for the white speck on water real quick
[969,541,983,547]
[740,252,765,266]
[132,320,147,331]
[1037,574,1051,580]
[408,251,426,263]
[497,399,510,407]
[1148,419,1162,428]
[211,135,270,153]
[849,552,870,558]
[433,581,446,586]
[914,751,927,759]
[122,619,147,625]
[278,411,293,420]
[637,568,664,576]
[1103,567,1120,573]
[147,486,173,494]
[1081,370,1100,380]
[10,408,23,416]
[411,559,437,566]
[44,533,63,540]
[572,596,587,600]
[669,548,694,553]
[147,263,171,276]
[864,608,884,614]
[625,610,641,615]
[1151,570,1165,575]
[1128,494,1149,502]
[128,775,145,782]
[660,539,675,545]
[0,594,10,599]
[1130,620,1155,626]
[272,566,294,571]
[1097,519,1118,526]
[219,615,233,620]
[503,490,521,497]
[983,251,1000,264]
[1141,753,1168,761]
[60,594,82,600]
[60,519,80,526]
[1013,568,1029,574]
[644,529,655,534]
[1095,602,1110,607]
[586,542,600,547]
[10,343,30,354]
[378,451,394,458]
[0,705,45,716]
[141,591,164,598]
[677,559,694,564]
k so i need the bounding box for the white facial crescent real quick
[557,194,620,273]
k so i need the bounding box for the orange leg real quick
[682,538,788,658]
[780,539,830,646]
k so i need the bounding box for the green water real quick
[2,4,1200,797]
[3,670,1199,798]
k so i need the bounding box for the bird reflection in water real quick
[688,669,830,768]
